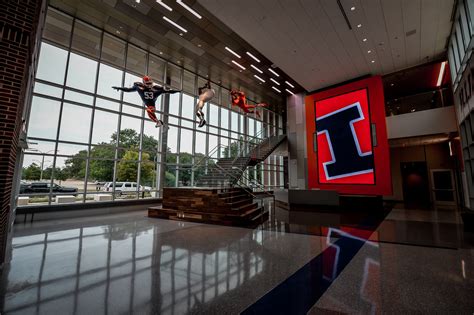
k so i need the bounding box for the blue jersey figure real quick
[112,76,180,127]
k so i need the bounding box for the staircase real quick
[196,134,287,187]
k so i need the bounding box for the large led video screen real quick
[305,76,392,195]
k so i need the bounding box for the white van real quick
[102,182,150,194]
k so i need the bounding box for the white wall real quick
[386,106,458,139]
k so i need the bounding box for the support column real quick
[0,0,46,266]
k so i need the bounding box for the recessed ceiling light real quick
[285,81,295,88]
[371,60,375,63]
[231,60,246,70]
[246,52,260,63]
[367,50,371,53]
[176,0,202,19]
[350,6,356,11]
[254,75,265,83]
[225,46,241,58]
[436,61,447,87]
[268,68,280,77]
[357,24,362,28]
[159,51,163,55]
[179,33,183,36]
[157,0,172,11]
[363,38,367,42]
[197,44,202,47]
[272,86,281,93]
[135,0,140,3]
[270,78,280,85]
[250,64,263,73]
[116,30,121,34]
[163,16,188,33]
[390,83,394,86]
[285,89,294,95]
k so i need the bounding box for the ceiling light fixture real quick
[371,60,375,63]
[272,86,281,93]
[157,0,172,11]
[285,81,295,88]
[231,60,246,70]
[135,0,140,3]
[254,75,265,83]
[270,78,280,85]
[225,46,241,58]
[367,50,371,53]
[163,16,188,33]
[363,38,367,42]
[436,61,447,87]
[246,51,260,63]
[285,89,294,95]
[268,68,280,77]
[176,0,202,19]
[357,24,362,28]
[350,6,355,11]
[250,64,263,73]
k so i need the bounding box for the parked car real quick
[21,182,78,196]
[102,182,139,195]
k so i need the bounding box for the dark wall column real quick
[0,0,45,266]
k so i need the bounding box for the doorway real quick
[401,162,431,206]
[430,169,456,206]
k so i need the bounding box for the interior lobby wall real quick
[387,143,455,202]
[286,93,307,189]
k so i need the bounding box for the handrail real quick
[192,143,227,171]
[231,128,277,165]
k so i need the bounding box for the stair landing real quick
[148,187,267,227]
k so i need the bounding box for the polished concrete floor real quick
[1,202,474,314]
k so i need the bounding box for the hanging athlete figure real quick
[195,80,215,128]
[230,89,267,118]
[112,76,180,127]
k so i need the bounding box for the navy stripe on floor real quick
[241,229,371,315]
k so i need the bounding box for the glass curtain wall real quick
[20,8,284,206]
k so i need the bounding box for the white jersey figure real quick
[196,80,215,128]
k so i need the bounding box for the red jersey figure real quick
[230,90,267,118]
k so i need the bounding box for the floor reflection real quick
[2,218,268,314]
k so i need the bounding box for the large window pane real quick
[36,43,68,85]
[71,21,101,58]
[43,9,73,47]
[180,128,193,154]
[28,96,60,140]
[127,45,146,74]
[148,55,165,83]
[102,34,126,67]
[220,107,229,137]
[168,93,180,117]
[96,97,120,112]
[91,110,119,144]
[231,112,239,132]
[183,71,195,94]
[209,104,219,126]
[181,94,195,121]
[167,126,178,153]
[195,132,206,155]
[64,90,93,105]
[166,64,181,89]
[97,64,123,99]
[123,73,142,105]
[66,53,98,93]
[119,116,142,152]
[33,82,62,98]
[59,103,92,143]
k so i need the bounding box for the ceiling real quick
[48,0,306,112]
[197,0,455,92]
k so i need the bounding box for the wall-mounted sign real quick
[305,76,392,195]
